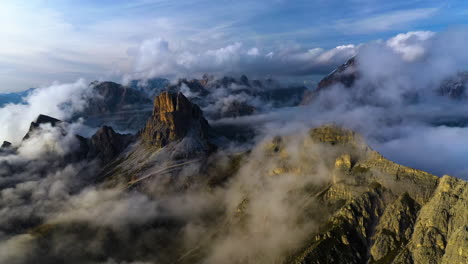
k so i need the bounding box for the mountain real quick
[284,126,466,264]
[302,57,468,104]
[165,75,307,119]
[140,91,212,152]
[317,57,358,91]
[86,125,134,163]
[76,76,306,132]
[79,81,154,130]
[17,114,133,164]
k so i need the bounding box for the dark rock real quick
[317,57,358,91]
[22,114,61,140]
[1,141,12,149]
[87,126,134,162]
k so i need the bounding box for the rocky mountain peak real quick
[22,114,61,140]
[141,91,211,149]
[317,56,357,91]
[34,114,61,126]
[1,141,12,149]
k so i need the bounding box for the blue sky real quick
[0,0,467,91]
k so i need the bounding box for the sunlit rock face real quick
[281,126,467,264]
[140,91,211,150]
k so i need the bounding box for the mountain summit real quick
[140,91,211,149]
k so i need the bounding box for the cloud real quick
[0,79,93,144]
[125,39,358,81]
[386,31,435,61]
[304,28,468,179]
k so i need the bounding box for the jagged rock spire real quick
[140,91,211,148]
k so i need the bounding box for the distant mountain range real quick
[0,88,35,107]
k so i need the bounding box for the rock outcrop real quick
[1,141,11,149]
[140,91,212,153]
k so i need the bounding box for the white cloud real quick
[0,79,93,144]
[124,39,358,81]
[386,31,435,61]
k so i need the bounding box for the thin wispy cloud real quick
[335,8,439,34]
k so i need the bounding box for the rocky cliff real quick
[140,91,211,150]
